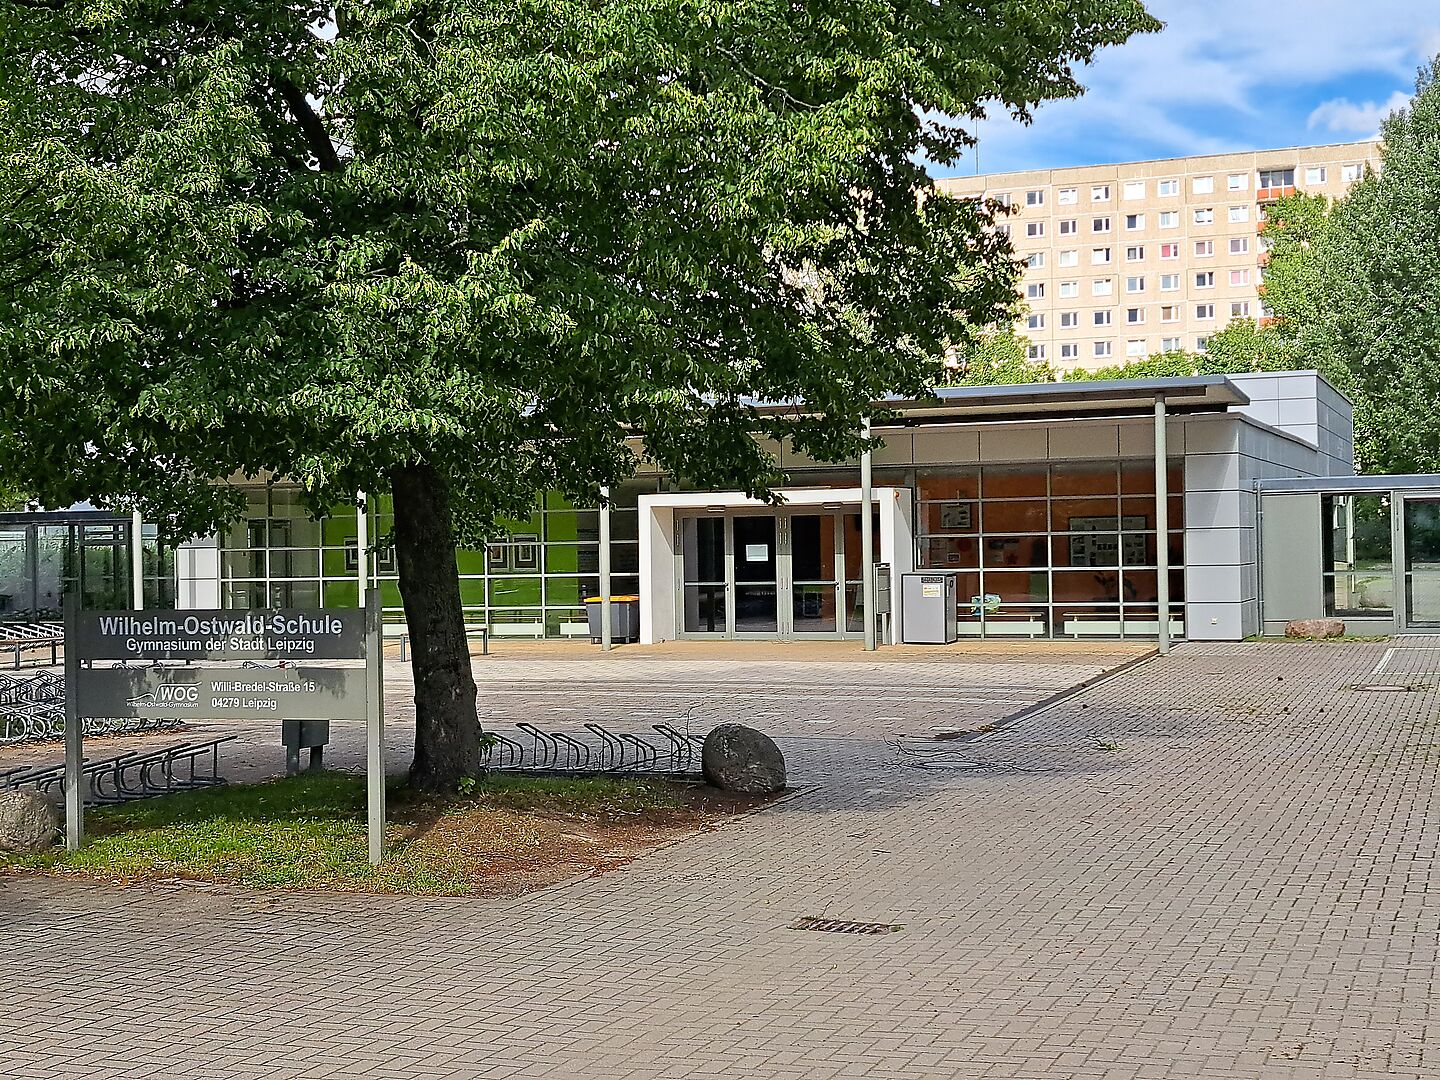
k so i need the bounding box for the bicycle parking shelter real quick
[63,596,387,862]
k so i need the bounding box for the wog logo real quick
[157,684,198,703]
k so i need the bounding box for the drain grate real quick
[790,916,902,935]
[1349,683,1421,693]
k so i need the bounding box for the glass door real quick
[680,516,727,634]
[732,515,779,635]
[790,514,841,635]
[1403,498,1440,629]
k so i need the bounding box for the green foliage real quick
[0,0,1158,540]
[942,330,1054,386]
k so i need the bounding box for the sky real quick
[934,0,1440,178]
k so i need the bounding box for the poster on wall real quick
[938,502,973,530]
[1066,516,1148,566]
[744,544,769,562]
[343,541,397,575]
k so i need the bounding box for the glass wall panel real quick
[1323,494,1394,618]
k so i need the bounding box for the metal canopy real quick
[1257,474,1440,494]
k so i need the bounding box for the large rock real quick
[701,724,786,794]
[1285,618,1346,639]
[0,790,60,853]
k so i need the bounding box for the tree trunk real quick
[389,462,482,791]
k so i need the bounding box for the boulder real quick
[1285,618,1346,639]
[0,790,60,854]
[701,724,787,794]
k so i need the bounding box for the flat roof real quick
[1258,475,1440,494]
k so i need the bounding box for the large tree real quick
[0,0,1157,788]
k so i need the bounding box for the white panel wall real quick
[175,536,221,609]
[1229,371,1354,476]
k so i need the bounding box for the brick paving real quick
[2,640,1438,1079]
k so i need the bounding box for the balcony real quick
[1256,185,1296,203]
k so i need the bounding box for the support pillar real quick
[861,420,876,652]
[599,486,613,651]
[130,509,145,609]
[1155,398,1171,656]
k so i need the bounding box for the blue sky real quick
[933,0,1440,177]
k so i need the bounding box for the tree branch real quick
[274,76,342,172]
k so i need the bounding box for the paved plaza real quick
[2,639,1438,1079]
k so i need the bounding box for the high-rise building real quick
[936,140,1381,373]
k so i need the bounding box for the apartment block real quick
[936,140,1381,374]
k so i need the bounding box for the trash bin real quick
[584,595,640,644]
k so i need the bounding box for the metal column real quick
[356,492,369,603]
[599,486,613,651]
[365,591,385,865]
[861,419,876,652]
[130,509,145,609]
[62,595,83,850]
[1155,397,1171,656]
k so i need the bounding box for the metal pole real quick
[356,492,369,604]
[130,509,145,609]
[1155,397,1171,656]
[861,419,876,651]
[63,595,83,850]
[599,487,613,651]
[365,591,385,865]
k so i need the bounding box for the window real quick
[1161,305,1180,322]
[1092,184,1111,202]
[1194,240,1214,257]
[1027,344,1046,360]
[996,224,1011,239]
[1026,189,1046,206]
[1157,179,1179,196]
[1158,211,1179,229]
[1160,273,1180,291]
[1091,247,1112,265]
[1258,235,1274,253]
[1228,205,1250,224]
[1093,309,1113,326]
[1093,216,1112,233]
[1193,208,1214,225]
[1229,269,1250,287]
[1161,336,1182,351]
[1192,176,1214,194]
[1092,278,1113,296]
[1026,282,1045,299]
[1194,271,1215,288]
[1229,237,1249,255]
[1342,163,1362,183]
[1227,173,1248,191]
[1126,307,1145,324]
[992,190,1012,206]
[1123,180,1146,200]
[1125,213,1144,231]
[1195,303,1215,319]
[1059,218,1079,235]
[1026,313,1045,330]
[1060,342,1079,360]
[1126,339,1147,357]
[1126,275,1145,293]
[1125,245,1145,262]
[1059,249,1079,268]
[1093,340,1113,358]
[1026,221,1045,238]
[1060,311,1079,328]
[1160,243,1179,260]
[1258,168,1294,190]
[1196,335,1210,352]
[1230,301,1251,318]
[1026,252,1045,268]
[1304,166,1327,185]
[1059,281,1079,298]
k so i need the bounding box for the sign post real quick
[63,603,386,862]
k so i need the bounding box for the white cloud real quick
[1308,90,1412,135]
[942,0,1440,175]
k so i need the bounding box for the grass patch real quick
[1,771,691,895]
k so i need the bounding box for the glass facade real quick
[913,461,1185,639]
[1321,494,1394,619]
[217,483,655,636]
[0,515,172,616]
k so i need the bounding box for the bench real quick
[0,622,62,669]
[1061,615,1185,638]
[385,623,490,661]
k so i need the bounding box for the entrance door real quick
[1402,498,1440,629]
[677,511,849,639]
